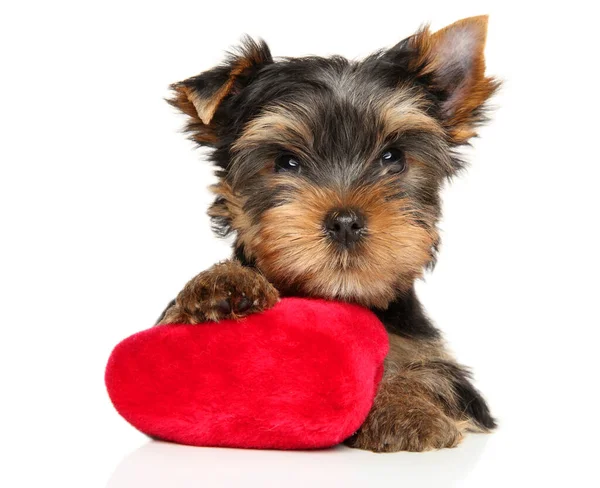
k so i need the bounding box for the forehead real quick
[233,57,439,160]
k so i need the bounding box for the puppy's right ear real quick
[168,37,272,146]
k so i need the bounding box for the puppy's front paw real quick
[345,398,463,453]
[160,261,279,324]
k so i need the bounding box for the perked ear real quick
[406,16,500,143]
[168,37,272,145]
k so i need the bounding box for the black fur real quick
[450,366,497,430]
[432,360,497,430]
[155,299,176,325]
[375,287,441,340]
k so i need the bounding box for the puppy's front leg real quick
[346,334,496,452]
[156,260,279,325]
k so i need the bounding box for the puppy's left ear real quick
[392,16,500,144]
[168,37,273,146]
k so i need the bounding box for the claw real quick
[215,299,232,315]
[236,296,252,313]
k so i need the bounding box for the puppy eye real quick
[275,154,301,173]
[379,148,406,173]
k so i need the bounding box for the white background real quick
[1,1,598,486]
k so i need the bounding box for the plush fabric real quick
[105,298,388,450]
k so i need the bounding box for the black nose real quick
[324,209,366,247]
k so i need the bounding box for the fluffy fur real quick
[158,15,499,452]
[107,298,388,449]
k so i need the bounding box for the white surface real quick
[1,1,598,487]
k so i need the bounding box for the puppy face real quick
[169,16,498,308]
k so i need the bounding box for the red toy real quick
[105,298,388,450]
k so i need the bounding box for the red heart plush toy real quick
[105,297,388,450]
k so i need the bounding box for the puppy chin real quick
[285,268,401,310]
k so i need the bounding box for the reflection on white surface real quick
[107,435,489,488]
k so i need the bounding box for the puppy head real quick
[168,16,499,308]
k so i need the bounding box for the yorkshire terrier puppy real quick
[157,15,499,452]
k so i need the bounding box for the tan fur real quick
[386,335,488,435]
[207,181,258,252]
[251,178,437,308]
[158,260,279,324]
[222,93,444,310]
[348,374,464,452]
[189,55,255,125]
[232,106,315,155]
[384,336,457,410]
[167,86,219,144]
[408,15,500,143]
[167,41,271,142]
[209,173,438,310]
[233,93,441,163]
[378,92,445,139]
[348,333,486,452]
[386,333,450,365]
